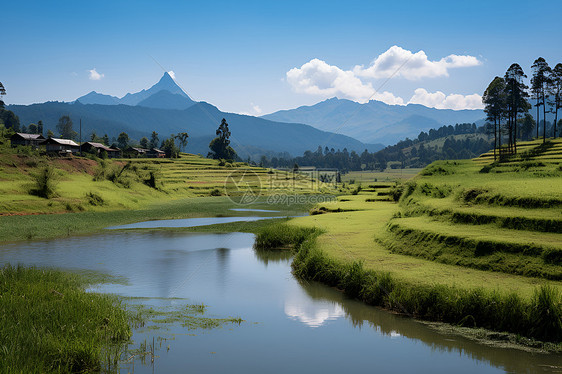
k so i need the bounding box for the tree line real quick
[256,123,492,172]
[483,58,562,160]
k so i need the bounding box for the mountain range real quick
[8,72,486,158]
[262,98,486,145]
[9,74,381,158]
[76,72,196,110]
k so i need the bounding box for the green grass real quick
[276,139,562,343]
[130,302,243,331]
[0,151,334,215]
[384,217,562,279]
[253,224,320,250]
[255,224,562,343]
[0,265,135,373]
[289,203,562,299]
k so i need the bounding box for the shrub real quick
[421,163,452,176]
[479,164,494,173]
[29,166,58,199]
[86,192,104,206]
[210,188,221,196]
[143,171,158,189]
[351,185,362,195]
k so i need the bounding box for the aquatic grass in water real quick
[254,224,320,250]
[131,302,243,330]
[0,265,135,373]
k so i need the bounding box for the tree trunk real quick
[494,117,498,161]
[554,99,559,139]
[513,112,517,154]
[498,119,502,158]
[543,91,547,143]
[536,98,540,139]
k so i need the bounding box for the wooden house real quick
[82,142,121,158]
[125,147,149,157]
[10,133,45,148]
[39,138,80,155]
[147,148,166,158]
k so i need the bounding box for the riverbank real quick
[256,141,562,346]
[0,195,314,243]
[0,265,137,373]
[256,223,562,348]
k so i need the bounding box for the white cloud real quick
[239,102,264,116]
[286,58,405,105]
[408,88,483,110]
[371,91,405,106]
[168,70,176,80]
[285,46,483,109]
[354,45,481,80]
[251,103,262,115]
[88,68,104,81]
[286,58,376,103]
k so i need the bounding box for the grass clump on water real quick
[0,265,134,373]
[253,224,320,250]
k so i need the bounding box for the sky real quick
[2,0,561,115]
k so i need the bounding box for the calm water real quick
[1,217,560,373]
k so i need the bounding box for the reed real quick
[0,265,135,373]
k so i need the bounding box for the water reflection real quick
[296,277,562,373]
[284,291,345,328]
[253,248,293,265]
[106,216,275,230]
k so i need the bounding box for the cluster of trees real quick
[208,118,237,160]
[483,58,562,159]
[256,123,492,172]
[0,82,21,133]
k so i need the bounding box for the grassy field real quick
[291,138,562,297]
[0,141,335,216]
[269,139,562,342]
[0,142,339,242]
[0,265,135,373]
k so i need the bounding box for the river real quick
[1,214,560,373]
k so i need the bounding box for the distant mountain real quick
[76,72,195,110]
[76,91,120,105]
[9,101,383,159]
[262,97,486,145]
[137,90,194,110]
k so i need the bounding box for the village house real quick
[125,147,167,158]
[81,142,121,158]
[39,138,80,155]
[147,148,166,158]
[10,133,46,148]
[125,146,149,157]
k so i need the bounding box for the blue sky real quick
[2,0,561,114]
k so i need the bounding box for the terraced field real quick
[292,138,562,298]
[0,152,333,214]
[387,138,562,281]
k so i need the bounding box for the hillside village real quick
[10,132,167,159]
